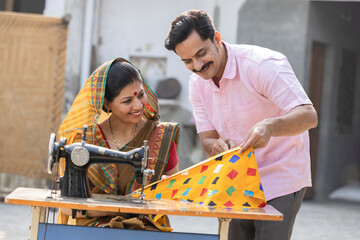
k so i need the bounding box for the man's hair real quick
[164,9,216,52]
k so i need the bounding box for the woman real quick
[57,58,179,231]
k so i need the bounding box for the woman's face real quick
[107,80,147,125]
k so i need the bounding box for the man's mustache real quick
[193,61,213,73]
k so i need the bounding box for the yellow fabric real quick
[133,147,266,210]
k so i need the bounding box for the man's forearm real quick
[239,104,318,153]
[267,104,318,137]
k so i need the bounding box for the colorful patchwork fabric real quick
[133,146,266,209]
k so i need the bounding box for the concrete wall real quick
[235,0,360,200]
[307,2,360,200]
[236,0,310,86]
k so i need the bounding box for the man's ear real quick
[214,31,222,43]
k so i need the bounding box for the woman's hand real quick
[161,175,169,180]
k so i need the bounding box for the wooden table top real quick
[5,187,282,221]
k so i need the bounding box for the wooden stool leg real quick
[30,206,46,240]
[218,218,231,240]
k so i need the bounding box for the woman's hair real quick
[102,61,142,112]
[164,9,216,52]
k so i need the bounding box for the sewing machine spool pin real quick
[81,125,88,145]
[140,140,154,201]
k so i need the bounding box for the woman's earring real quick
[107,108,110,115]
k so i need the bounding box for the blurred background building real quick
[0,0,359,202]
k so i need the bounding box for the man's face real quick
[175,30,224,81]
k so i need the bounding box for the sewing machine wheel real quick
[47,133,57,174]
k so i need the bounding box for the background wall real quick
[307,1,360,200]
[236,0,310,86]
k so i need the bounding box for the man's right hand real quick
[199,130,236,157]
[211,138,236,156]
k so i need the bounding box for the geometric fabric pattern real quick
[133,146,266,209]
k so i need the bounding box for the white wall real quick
[43,0,247,118]
[44,0,246,112]
[96,0,245,112]
[44,0,86,113]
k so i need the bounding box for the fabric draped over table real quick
[133,146,266,210]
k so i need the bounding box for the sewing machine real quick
[47,125,154,200]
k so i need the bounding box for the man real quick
[164,9,318,240]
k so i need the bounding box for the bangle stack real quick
[85,210,91,219]
[81,210,91,219]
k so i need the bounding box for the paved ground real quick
[1,199,359,240]
[170,200,360,239]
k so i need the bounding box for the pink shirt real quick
[189,42,312,200]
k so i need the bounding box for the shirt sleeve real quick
[164,141,179,172]
[189,76,215,133]
[253,57,312,112]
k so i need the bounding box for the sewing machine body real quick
[47,126,151,199]
[61,142,145,198]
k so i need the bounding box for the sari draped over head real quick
[57,58,179,231]
[58,57,159,145]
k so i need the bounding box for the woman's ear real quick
[103,99,110,112]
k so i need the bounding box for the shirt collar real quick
[221,41,236,80]
[206,41,236,91]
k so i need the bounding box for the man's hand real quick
[239,104,318,154]
[211,138,236,156]
[239,121,272,154]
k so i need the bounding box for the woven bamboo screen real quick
[0,11,68,179]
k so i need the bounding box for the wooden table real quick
[5,187,283,240]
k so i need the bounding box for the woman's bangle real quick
[81,210,91,219]
[85,210,91,219]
